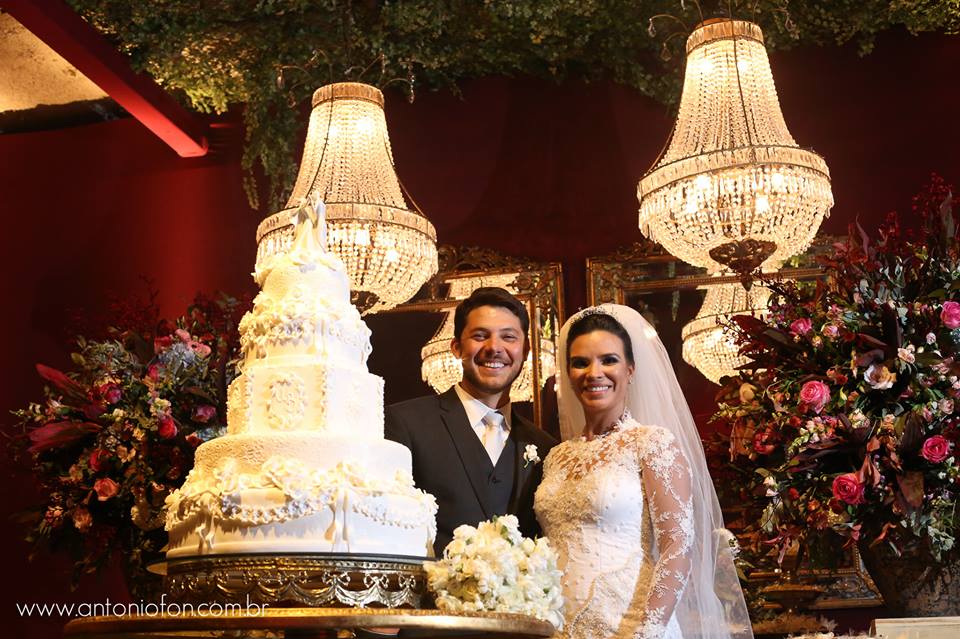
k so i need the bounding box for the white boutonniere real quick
[523,444,541,468]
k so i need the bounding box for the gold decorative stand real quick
[162,553,429,608]
[63,607,556,639]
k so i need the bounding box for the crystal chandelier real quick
[420,275,557,402]
[681,280,771,384]
[638,19,833,277]
[255,82,437,314]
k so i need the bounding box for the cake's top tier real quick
[238,197,373,368]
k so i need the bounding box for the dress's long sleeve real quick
[634,427,694,639]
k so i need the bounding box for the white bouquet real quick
[425,515,564,629]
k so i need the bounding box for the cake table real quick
[63,607,556,639]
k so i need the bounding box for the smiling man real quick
[385,287,557,556]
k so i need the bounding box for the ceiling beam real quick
[2,0,208,157]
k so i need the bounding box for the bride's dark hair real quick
[565,312,635,366]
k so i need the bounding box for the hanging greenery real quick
[67,1,959,211]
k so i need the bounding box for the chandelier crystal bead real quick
[256,82,438,314]
[638,19,833,275]
[682,280,771,384]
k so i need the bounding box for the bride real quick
[534,305,751,639]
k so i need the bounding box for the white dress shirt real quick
[453,384,512,464]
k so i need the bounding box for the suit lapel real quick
[438,388,495,518]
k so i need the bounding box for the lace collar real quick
[578,408,635,441]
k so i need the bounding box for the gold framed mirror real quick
[586,237,829,385]
[367,245,564,430]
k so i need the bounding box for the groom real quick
[385,287,557,556]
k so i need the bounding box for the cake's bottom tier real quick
[165,437,437,559]
[167,489,434,559]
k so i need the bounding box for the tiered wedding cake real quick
[165,198,437,559]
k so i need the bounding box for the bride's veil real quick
[556,304,753,639]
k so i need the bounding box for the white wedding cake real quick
[164,198,437,558]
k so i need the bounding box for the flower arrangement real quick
[11,290,245,587]
[425,515,564,628]
[712,176,960,564]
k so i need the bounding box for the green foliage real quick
[67,1,960,211]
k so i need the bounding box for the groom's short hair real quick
[453,287,530,340]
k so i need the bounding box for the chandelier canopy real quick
[638,19,833,276]
[420,275,556,403]
[682,280,770,384]
[256,82,438,314]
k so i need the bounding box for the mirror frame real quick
[383,245,565,428]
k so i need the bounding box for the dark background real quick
[1,28,958,636]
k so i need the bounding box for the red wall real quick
[1,28,958,636]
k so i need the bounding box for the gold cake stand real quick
[63,607,556,639]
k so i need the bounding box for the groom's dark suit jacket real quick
[385,387,558,557]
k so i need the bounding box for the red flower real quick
[192,405,216,423]
[98,383,122,405]
[921,435,952,463]
[158,416,178,439]
[185,433,202,447]
[147,364,162,381]
[753,429,777,455]
[89,449,109,472]
[799,381,831,414]
[153,335,173,353]
[93,477,119,501]
[787,487,800,501]
[832,473,866,505]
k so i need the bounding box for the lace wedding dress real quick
[534,416,693,639]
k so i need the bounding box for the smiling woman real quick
[566,316,637,439]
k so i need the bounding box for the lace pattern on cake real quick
[267,374,306,431]
[166,457,437,532]
[534,420,694,639]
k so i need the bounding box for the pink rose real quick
[790,318,813,336]
[93,477,119,501]
[158,416,178,439]
[832,473,865,505]
[192,405,216,423]
[821,324,839,338]
[921,435,952,463]
[89,449,109,472]
[799,380,831,414]
[188,341,212,358]
[174,328,192,342]
[942,301,960,329]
